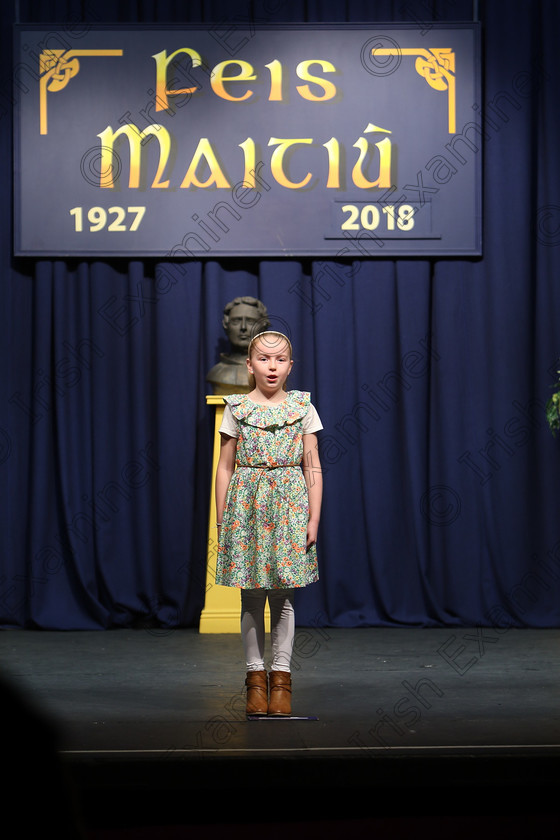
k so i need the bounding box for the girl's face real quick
[247,337,293,395]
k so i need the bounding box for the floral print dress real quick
[215,390,320,589]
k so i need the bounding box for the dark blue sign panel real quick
[14,24,481,257]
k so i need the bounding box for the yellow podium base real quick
[199,604,242,634]
[200,394,270,634]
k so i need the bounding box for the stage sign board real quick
[13,23,481,258]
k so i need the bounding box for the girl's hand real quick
[306,520,319,549]
[215,434,237,528]
[302,432,322,551]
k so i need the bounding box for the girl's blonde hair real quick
[247,331,293,391]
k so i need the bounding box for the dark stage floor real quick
[1,626,560,837]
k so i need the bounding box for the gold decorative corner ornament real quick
[39,49,124,135]
[373,47,456,134]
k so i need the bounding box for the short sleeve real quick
[302,403,323,434]
[219,404,239,438]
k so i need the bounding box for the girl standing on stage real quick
[215,331,323,716]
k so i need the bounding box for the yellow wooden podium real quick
[199,394,270,633]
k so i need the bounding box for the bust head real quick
[222,297,269,356]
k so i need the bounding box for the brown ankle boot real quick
[268,670,292,716]
[245,670,268,715]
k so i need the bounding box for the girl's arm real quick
[215,434,237,527]
[302,432,323,549]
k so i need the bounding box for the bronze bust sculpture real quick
[207,297,270,393]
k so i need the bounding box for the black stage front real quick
[2,627,560,837]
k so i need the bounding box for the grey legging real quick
[241,588,295,672]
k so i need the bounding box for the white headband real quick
[248,331,293,355]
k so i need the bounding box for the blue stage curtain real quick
[2,0,560,629]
